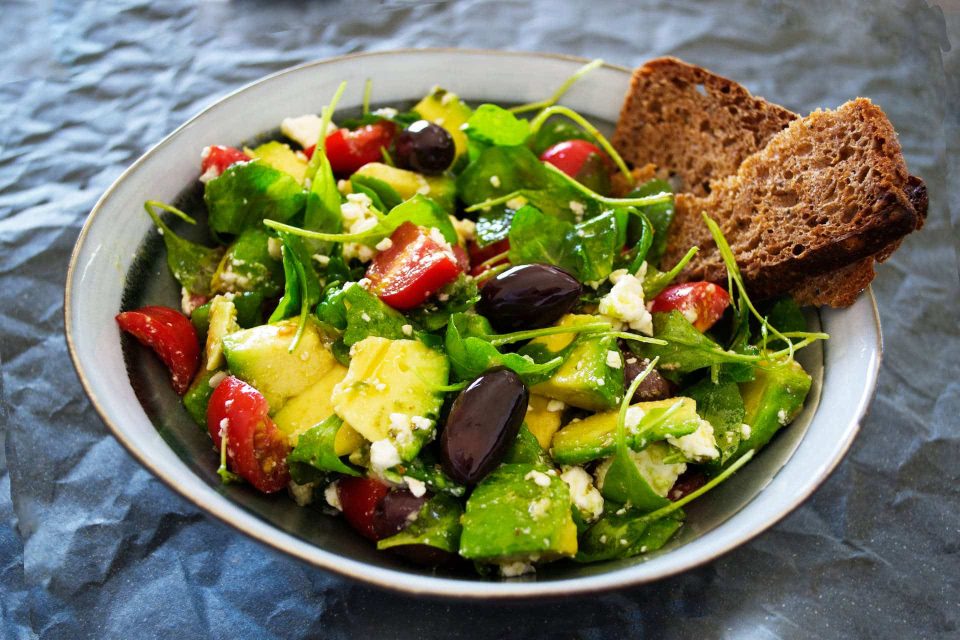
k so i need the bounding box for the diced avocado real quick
[550,397,702,465]
[595,442,682,512]
[524,394,563,449]
[528,315,623,412]
[193,291,265,342]
[413,87,472,158]
[330,337,448,460]
[352,163,455,212]
[459,464,577,562]
[503,424,549,466]
[211,228,284,298]
[222,318,337,411]
[272,363,363,456]
[203,295,239,371]
[728,359,812,464]
[246,141,309,185]
[183,369,219,427]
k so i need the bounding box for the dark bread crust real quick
[612,57,796,196]
[664,99,920,300]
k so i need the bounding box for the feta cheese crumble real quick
[524,470,551,487]
[404,476,427,498]
[288,480,316,507]
[546,399,565,413]
[560,466,604,522]
[668,419,720,461]
[489,175,501,188]
[499,561,535,578]
[324,481,342,511]
[528,497,551,519]
[777,408,789,425]
[281,114,337,149]
[606,350,622,369]
[401,324,414,337]
[598,267,654,336]
[370,439,402,473]
[741,423,752,439]
[340,193,380,262]
[375,237,393,252]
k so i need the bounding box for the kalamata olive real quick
[372,488,430,540]
[668,470,707,501]
[476,264,582,333]
[440,368,529,485]
[622,352,675,403]
[394,120,455,175]
[390,544,461,567]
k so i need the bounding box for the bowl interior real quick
[66,49,881,597]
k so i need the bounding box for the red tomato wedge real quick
[200,145,250,179]
[650,282,731,332]
[206,376,291,494]
[467,238,510,277]
[539,139,609,177]
[337,477,391,541]
[322,121,396,175]
[365,222,463,310]
[116,306,200,395]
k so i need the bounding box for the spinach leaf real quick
[339,283,408,345]
[475,208,516,246]
[376,494,463,554]
[762,296,807,350]
[381,195,458,245]
[463,104,531,147]
[406,274,480,332]
[634,311,758,375]
[287,415,361,479]
[444,313,563,382]
[382,454,466,497]
[268,232,322,343]
[575,509,684,562]
[205,160,306,236]
[456,145,548,207]
[210,228,284,298]
[685,378,745,464]
[625,179,675,266]
[144,203,223,296]
[528,118,591,156]
[351,173,403,211]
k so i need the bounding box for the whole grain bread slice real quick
[661,98,921,300]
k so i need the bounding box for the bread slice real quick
[661,98,921,300]
[611,57,797,197]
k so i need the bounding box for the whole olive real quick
[394,120,455,175]
[476,264,582,333]
[440,368,529,485]
[622,352,675,403]
[372,488,429,540]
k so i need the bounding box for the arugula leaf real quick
[144,202,223,296]
[685,378,745,464]
[634,311,760,375]
[205,160,306,236]
[444,313,563,382]
[463,104,531,147]
[575,509,684,562]
[287,415,361,480]
[376,494,463,554]
[625,179,675,266]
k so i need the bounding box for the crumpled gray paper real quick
[1,0,957,638]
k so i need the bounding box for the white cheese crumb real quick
[361,312,371,322]
[506,196,527,210]
[681,306,699,326]
[324,481,342,511]
[373,107,398,119]
[401,324,414,336]
[450,216,477,243]
[410,416,433,431]
[375,237,393,252]
[404,476,427,498]
[198,164,219,184]
[606,350,622,369]
[668,419,720,461]
[208,370,228,389]
[288,480,316,507]
[546,399,565,413]
[569,200,586,221]
[370,439,402,472]
[599,535,607,544]
[524,470,551,487]
[598,267,653,336]
[280,113,336,149]
[560,466,604,523]
[388,413,415,447]
[741,423,752,439]
[489,175,501,188]
[777,408,789,425]
[312,254,330,266]
[266,236,283,261]
[218,418,230,439]
[340,193,379,262]
[528,497,551,519]
[499,561,535,578]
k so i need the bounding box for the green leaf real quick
[456,145,549,207]
[376,494,463,554]
[474,208,516,246]
[340,283,408,345]
[269,233,323,350]
[350,173,403,211]
[381,195,458,245]
[204,160,306,236]
[287,415,360,479]
[302,148,342,255]
[211,228,284,298]
[635,311,759,375]
[444,313,563,382]
[463,104,531,147]
[406,274,480,332]
[763,297,807,350]
[685,378,745,464]
[144,202,223,296]
[382,454,466,497]
[575,509,684,562]
[528,118,592,155]
[625,179,675,266]
[503,424,550,466]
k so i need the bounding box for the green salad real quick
[116,62,827,578]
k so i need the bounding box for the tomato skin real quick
[650,281,731,332]
[539,140,609,178]
[200,145,250,179]
[324,121,396,175]
[116,306,200,395]
[466,238,510,277]
[365,222,463,310]
[337,477,391,541]
[206,376,291,494]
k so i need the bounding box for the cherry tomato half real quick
[200,145,250,180]
[539,139,609,178]
[365,222,463,310]
[206,376,291,494]
[116,305,200,395]
[650,281,731,332]
[337,477,391,541]
[323,121,396,176]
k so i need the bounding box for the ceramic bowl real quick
[65,49,882,598]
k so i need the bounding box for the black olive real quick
[372,488,429,540]
[622,352,675,403]
[440,368,528,485]
[394,120,455,175]
[476,264,582,333]
[390,544,461,567]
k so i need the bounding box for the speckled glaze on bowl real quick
[65,49,882,598]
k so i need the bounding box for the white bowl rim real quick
[65,47,883,599]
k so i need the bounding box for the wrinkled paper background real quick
[2,1,957,638]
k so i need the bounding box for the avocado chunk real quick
[222,318,337,410]
[550,397,703,465]
[595,442,684,512]
[183,369,219,427]
[203,294,239,371]
[272,363,364,456]
[459,464,577,563]
[728,359,812,464]
[352,163,455,212]
[330,337,449,460]
[246,141,309,185]
[211,228,284,298]
[525,314,623,412]
[413,87,472,158]
[523,394,564,450]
